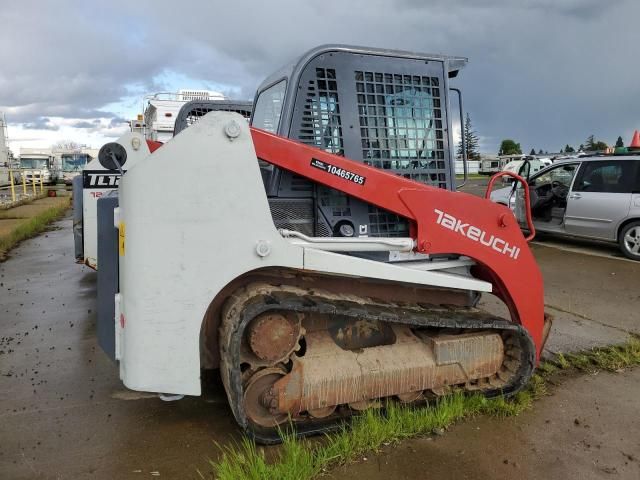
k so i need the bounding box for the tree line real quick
[457,113,625,157]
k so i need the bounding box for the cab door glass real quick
[564,160,637,239]
[251,80,287,133]
[514,164,577,224]
[573,160,636,193]
[530,164,578,189]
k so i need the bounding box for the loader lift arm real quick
[250,127,547,359]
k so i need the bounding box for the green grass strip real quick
[202,336,640,480]
[0,199,70,258]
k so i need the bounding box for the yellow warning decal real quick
[118,221,125,256]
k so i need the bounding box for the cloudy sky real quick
[1,0,638,154]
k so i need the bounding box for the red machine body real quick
[251,127,546,359]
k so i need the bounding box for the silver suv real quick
[490,156,640,260]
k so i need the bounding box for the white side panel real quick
[303,249,492,292]
[118,113,304,395]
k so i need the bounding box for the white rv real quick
[60,152,94,185]
[19,149,58,185]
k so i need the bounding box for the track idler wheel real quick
[247,312,302,363]
[308,406,336,419]
[244,368,288,428]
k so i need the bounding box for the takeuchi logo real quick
[434,208,521,260]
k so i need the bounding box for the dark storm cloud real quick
[22,117,59,131]
[71,121,96,129]
[1,0,638,150]
[109,117,127,128]
[398,0,613,19]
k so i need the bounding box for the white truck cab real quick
[19,150,57,185]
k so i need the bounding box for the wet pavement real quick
[0,215,237,479]
[330,368,640,480]
[0,212,639,479]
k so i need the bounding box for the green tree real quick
[499,139,521,155]
[456,113,480,159]
[529,148,536,155]
[559,147,564,153]
[578,144,584,151]
[585,135,607,151]
[615,136,624,148]
[538,149,543,155]
[564,144,575,153]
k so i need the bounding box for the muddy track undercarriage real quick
[219,282,535,444]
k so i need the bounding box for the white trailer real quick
[75,133,151,269]
[141,90,226,142]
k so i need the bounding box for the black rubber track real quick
[219,284,536,445]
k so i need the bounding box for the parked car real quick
[538,157,553,167]
[500,158,546,184]
[490,156,640,260]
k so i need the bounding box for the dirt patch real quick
[0,197,66,219]
[0,218,24,237]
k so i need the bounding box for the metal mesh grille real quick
[184,106,252,128]
[269,198,331,236]
[174,101,253,135]
[354,71,445,236]
[298,68,344,155]
[355,71,446,189]
[367,205,408,236]
[284,55,451,239]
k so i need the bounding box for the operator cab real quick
[251,45,467,240]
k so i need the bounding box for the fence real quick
[0,170,47,206]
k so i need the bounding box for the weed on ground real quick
[0,199,70,259]
[201,337,640,480]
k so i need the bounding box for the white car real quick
[501,158,546,183]
[538,157,553,167]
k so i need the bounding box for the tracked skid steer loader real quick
[102,45,550,443]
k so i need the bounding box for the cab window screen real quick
[574,160,636,193]
[252,80,286,133]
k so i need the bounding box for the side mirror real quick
[98,142,127,171]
